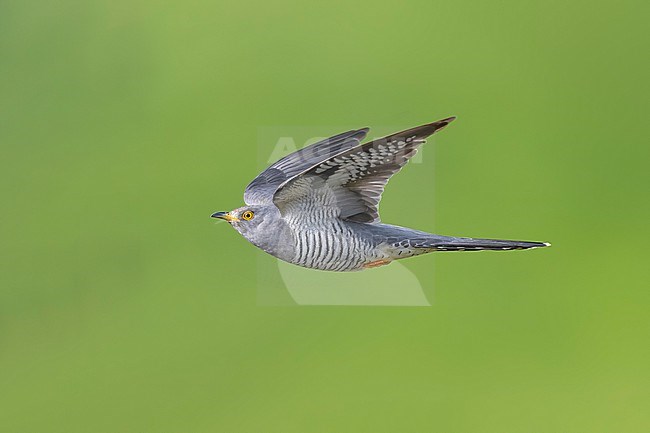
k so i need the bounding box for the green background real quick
[2,0,648,432]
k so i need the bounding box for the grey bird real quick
[212,117,549,271]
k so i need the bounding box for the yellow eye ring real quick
[242,210,254,221]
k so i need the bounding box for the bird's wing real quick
[273,117,455,223]
[243,128,369,205]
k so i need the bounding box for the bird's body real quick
[213,117,549,271]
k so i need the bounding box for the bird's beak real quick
[211,211,239,222]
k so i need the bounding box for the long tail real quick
[411,236,550,252]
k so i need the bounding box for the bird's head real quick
[210,205,279,244]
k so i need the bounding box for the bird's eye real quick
[242,211,254,221]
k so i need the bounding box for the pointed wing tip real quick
[407,116,457,138]
[431,116,457,128]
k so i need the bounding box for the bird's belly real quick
[290,226,384,272]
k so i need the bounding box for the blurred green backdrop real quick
[1,0,648,432]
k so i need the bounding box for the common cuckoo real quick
[212,117,549,271]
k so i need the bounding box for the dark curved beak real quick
[211,211,238,222]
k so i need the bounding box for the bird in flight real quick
[212,117,549,271]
